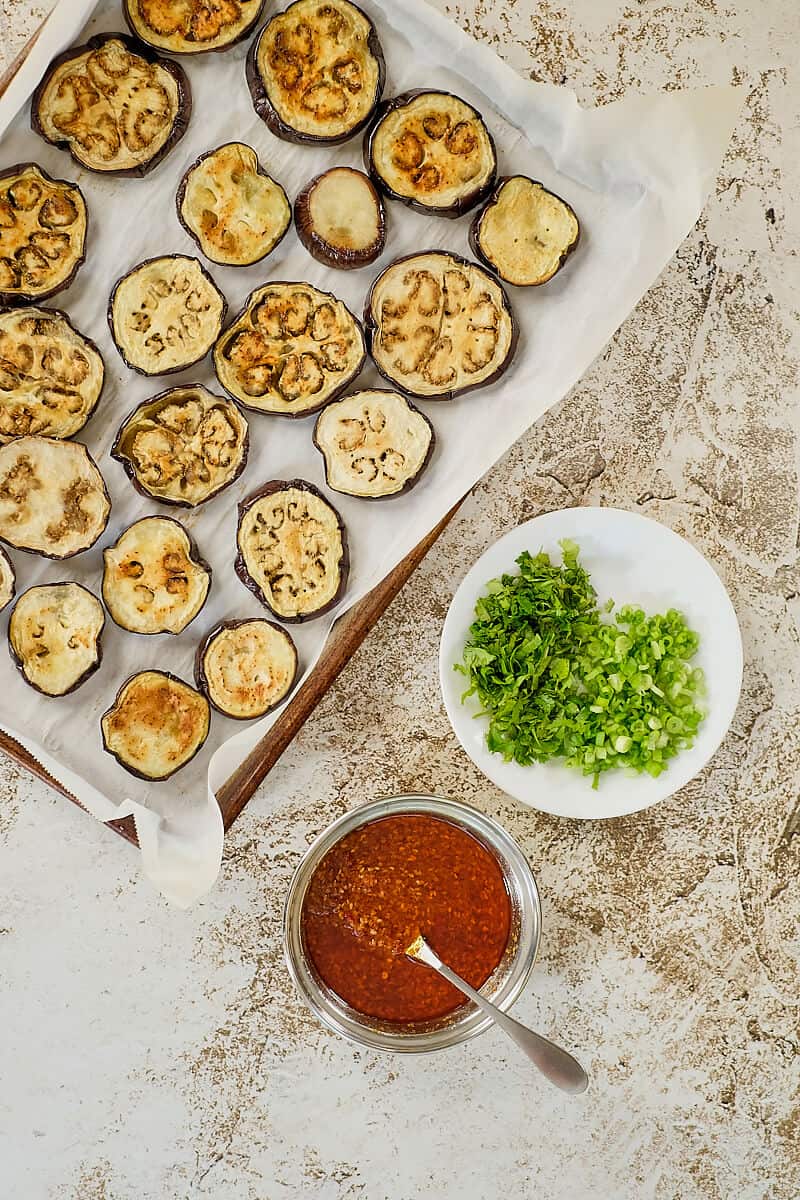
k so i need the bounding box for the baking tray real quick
[0,17,463,847]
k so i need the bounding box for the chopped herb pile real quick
[456,540,706,786]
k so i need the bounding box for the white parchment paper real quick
[0,0,741,906]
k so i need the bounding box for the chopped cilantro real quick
[455,541,706,787]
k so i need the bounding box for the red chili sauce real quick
[301,813,512,1023]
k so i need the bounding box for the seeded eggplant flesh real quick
[102,516,211,635]
[9,581,104,696]
[101,669,210,780]
[0,164,87,305]
[313,389,433,498]
[0,307,104,443]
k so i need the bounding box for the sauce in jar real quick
[301,813,512,1022]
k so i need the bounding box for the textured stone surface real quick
[1,2,799,1198]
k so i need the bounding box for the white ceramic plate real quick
[439,507,743,819]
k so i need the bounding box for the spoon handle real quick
[415,942,588,1094]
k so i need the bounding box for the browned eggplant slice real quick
[364,90,497,218]
[0,163,87,306]
[470,175,580,287]
[0,436,110,558]
[103,516,211,635]
[0,306,104,443]
[365,250,517,401]
[101,670,210,780]
[31,34,191,177]
[109,255,226,376]
[247,0,385,145]
[112,384,248,508]
[196,618,298,719]
[313,389,433,498]
[294,167,385,270]
[9,581,104,696]
[236,479,348,621]
[124,0,266,54]
[0,547,15,611]
[176,142,291,267]
[214,281,365,417]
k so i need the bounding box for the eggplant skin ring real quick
[364,250,518,401]
[31,33,192,177]
[0,163,87,307]
[101,670,210,781]
[247,0,385,145]
[124,0,267,55]
[235,478,349,622]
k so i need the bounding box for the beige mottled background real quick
[1,1,799,1197]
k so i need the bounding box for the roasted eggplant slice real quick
[101,670,210,780]
[103,516,211,635]
[470,175,580,287]
[196,618,298,719]
[0,163,87,306]
[247,0,385,145]
[109,255,226,376]
[294,167,385,270]
[364,90,497,218]
[9,581,104,696]
[0,307,104,443]
[236,479,348,621]
[365,250,517,401]
[112,384,248,508]
[0,547,15,611]
[31,34,191,177]
[214,281,365,417]
[176,142,291,267]
[313,389,433,498]
[0,436,110,558]
[124,0,266,54]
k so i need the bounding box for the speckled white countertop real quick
[1,2,799,1197]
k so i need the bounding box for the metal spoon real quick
[405,934,589,1094]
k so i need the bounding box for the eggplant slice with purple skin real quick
[364,90,497,218]
[313,389,434,499]
[109,254,227,376]
[101,670,210,781]
[177,142,291,268]
[0,163,87,306]
[31,33,191,177]
[247,0,385,145]
[470,175,580,287]
[0,436,110,558]
[0,306,104,444]
[364,250,517,401]
[102,516,211,636]
[214,281,365,417]
[294,167,385,270]
[9,581,104,697]
[196,618,298,720]
[124,0,266,55]
[112,384,248,508]
[236,479,348,622]
[0,547,15,611]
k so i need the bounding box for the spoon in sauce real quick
[406,934,589,1094]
